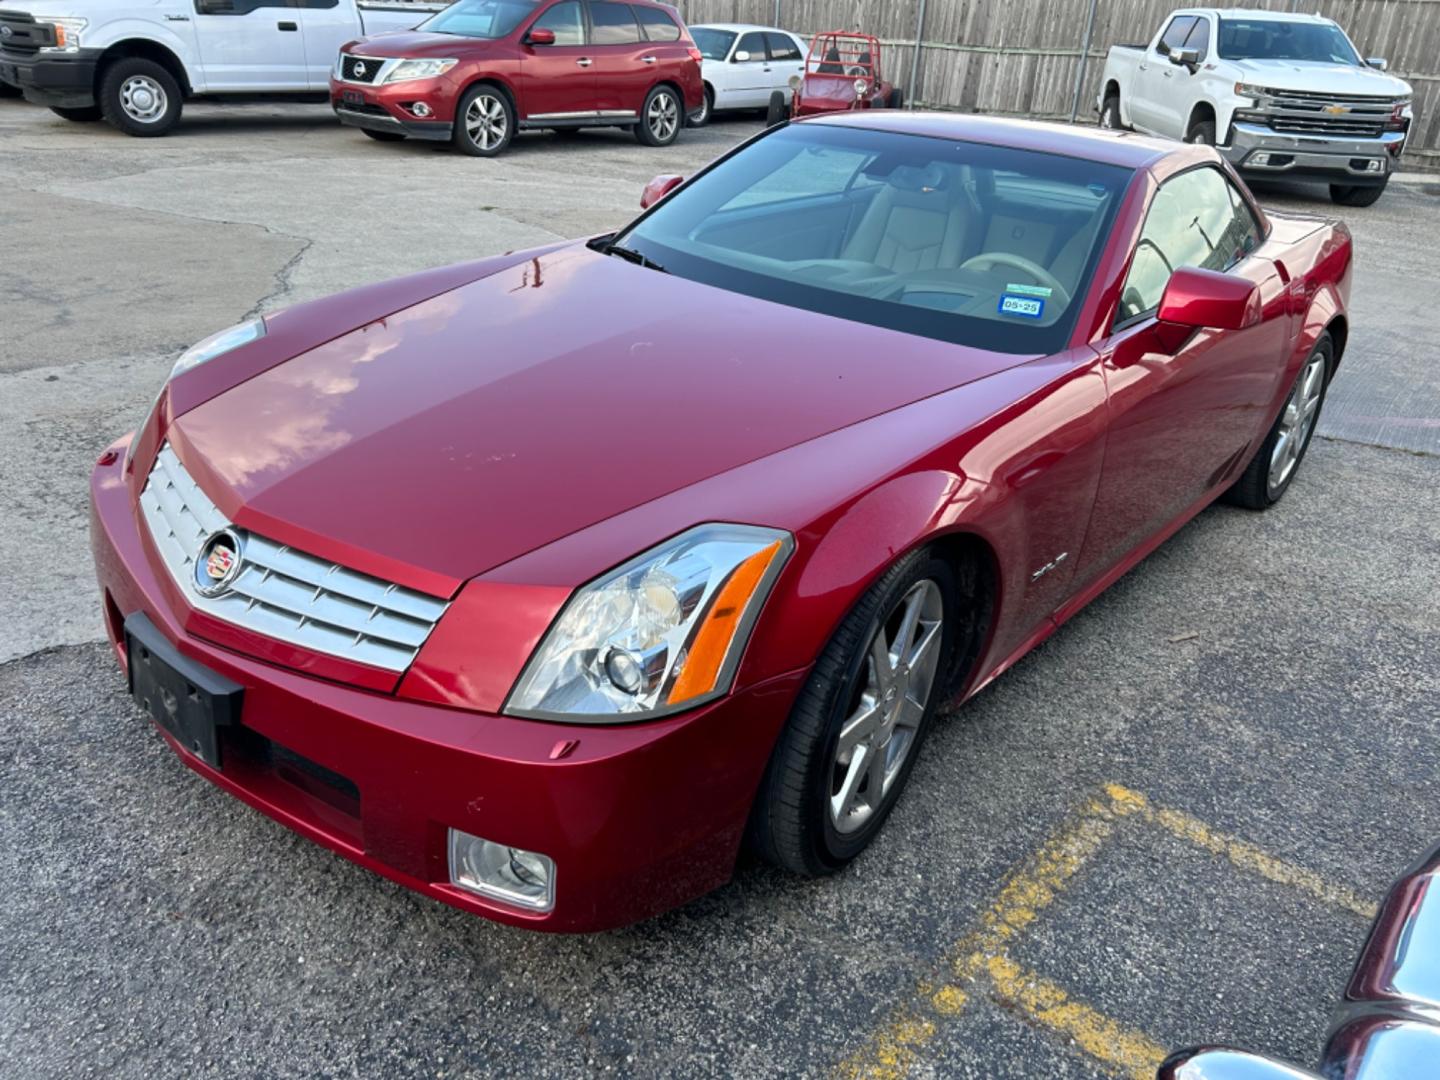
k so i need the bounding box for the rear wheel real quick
[452,82,513,157]
[1330,180,1387,207]
[635,84,681,146]
[766,89,787,127]
[361,128,406,142]
[886,87,904,110]
[688,85,712,127]
[1100,93,1123,129]
[1186,118,1216,145]
[99,58,183,137]
[1224,335,1332,509]
[749,547,959,875]
[50,105,103,122]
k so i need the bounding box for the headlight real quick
[854,77,869,96]
[1233,82,1268,100]
[170,318,266,379]
[384,58,458,84]
[39,17,87,51]
[505,523,793,721]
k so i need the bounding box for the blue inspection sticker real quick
[998,293,1045,319]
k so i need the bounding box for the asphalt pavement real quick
[1,99,1437,1079]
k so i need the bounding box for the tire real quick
[452,82,514,157]
[98,57,183,137]
[766,89,787,128]
[50,105,103,122]
[1186,118,1216,145]
[1330,180,1387,207]
[748,547,960,875]
[887,87,904,110]
[1224,334,1333,510]
[1100,94,1123,130]
[635,84,682,146]
[688,85,712,127]
[361,128,406,142]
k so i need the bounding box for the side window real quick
[1182,16,1210,61]
[765,32,802,61]
[589,1,641,45]
[1117,167,1261,324]
[288,1,339,8]
[1156,16,1196,57]
[532,0,584,45]
[632,5,680,42]
[195,0,291,12]
[734,31,768,61]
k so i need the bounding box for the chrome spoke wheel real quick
[1269,353,1326,491]
[647,91,678,141]
[119,75,167,124]
[828,579,944,834]
[465,94,507,151]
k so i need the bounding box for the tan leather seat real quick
[841,165,971,274]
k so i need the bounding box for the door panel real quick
[192,0,308,91]
[517,1,594,118]
[586,0,647,115]
[727,30,772,106]
[765,32,805,101]
[1129,15,1193,133]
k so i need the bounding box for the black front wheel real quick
[635,84,682,146]
[1330,180,1388,207]
[688,85,713,128]
[1186,118,1216,145]
[99,58,183,137]
[51,105,103,122]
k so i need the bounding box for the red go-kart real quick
[767,31,901,126]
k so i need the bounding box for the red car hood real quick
[348,31,494,59]
[169,244,1034,596]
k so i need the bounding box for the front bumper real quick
[329,74,455,140]
[1221,122,1407,184]
[0,46,101,108]
[90,441,805,932]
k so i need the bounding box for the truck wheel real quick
[1330,180,1388,207]
[1186,119,1216,145]
[688,85,712,128]
[452,82,513,157]
[887,87,904,110]
[766,90,787,127]
[51,105,103,122]
[1100,94,1123,129]
[635,84,682,146]
[361,129,406,142]
[99,58,182,137]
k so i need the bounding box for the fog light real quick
[448,828,555,912]
[1366,159,1383,173]
[1249,152,1271,166]
[411,101,432,118]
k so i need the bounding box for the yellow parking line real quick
[1104,784,1379,920]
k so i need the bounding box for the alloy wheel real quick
[466,94,508,151]
[120,76,167,124]
[827,579,944,834]
[647,91,679,142]
[1269,353,1326,492]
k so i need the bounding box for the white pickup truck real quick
[0,0,443,136]
[1097,7,1413,206]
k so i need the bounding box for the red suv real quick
[331,0,703,156]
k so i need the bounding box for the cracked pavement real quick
[1,100,1437,1078]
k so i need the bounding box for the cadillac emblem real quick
[194,528,244,597]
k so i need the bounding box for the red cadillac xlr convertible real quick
[90,114,1352,931]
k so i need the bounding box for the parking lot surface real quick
[2,101,1438,1079]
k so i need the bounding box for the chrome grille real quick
[139,444,448,673]
[340,54,386,84]
[1269,116,1385,137]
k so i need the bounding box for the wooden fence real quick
[674,0,1440,168]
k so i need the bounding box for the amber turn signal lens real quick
[666,540,783,706]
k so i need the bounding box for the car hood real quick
[347,31,496,59]
[1230,58,1411,97]
[168,243,1035,596]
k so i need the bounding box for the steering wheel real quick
[957,252,1071,309]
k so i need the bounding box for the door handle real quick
[278,20,297,31]
[640,55,656,64]
[576,57,592,67]
[1138,62,1148,71]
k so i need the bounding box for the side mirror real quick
[526,27,556,46]
[1366,56,1388,71]
[1169,46,1199,68]
[733,50,751,62]
[1154,266,1261,349]
[640,173,683,209]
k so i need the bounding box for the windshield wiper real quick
[604,242,667,274]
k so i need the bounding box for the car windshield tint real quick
[614,124,1131,354]
[692,28,737,60]
[1217,19,1361,65]
[418,0,541,39]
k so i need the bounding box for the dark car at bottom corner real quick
[92,111,1353,932]
[330,0,704,156]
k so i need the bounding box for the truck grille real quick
[1251,86,1400,139]
[139,444,449,673]
[340,55,386,84]
[0,11,57,56]
[1269,116,1386,138]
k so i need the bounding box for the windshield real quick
[691,28,737,60]
[1217,19,1362,65]
[418,0,541,40]
[613,124,1130,354]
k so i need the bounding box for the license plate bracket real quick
[342,89,364,106]
[125,613,242,769]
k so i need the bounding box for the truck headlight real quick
[1233,82,1268,102]
[505,524,793,721]
[170,318,266,378]
[39,17,87,52]
[384,59,458,84]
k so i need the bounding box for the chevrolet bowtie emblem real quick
[1324,104,1349,115]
